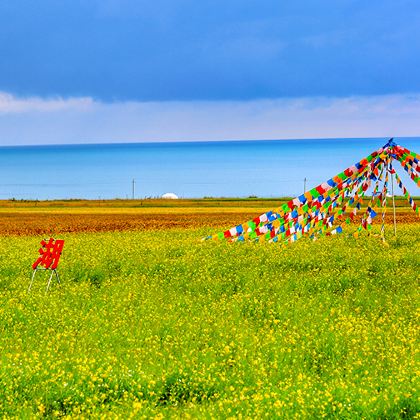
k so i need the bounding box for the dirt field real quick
[0,210,417,236]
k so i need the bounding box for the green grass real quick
[0,226,419,418]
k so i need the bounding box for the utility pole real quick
[132,178,135,200]
[303,177,307,193]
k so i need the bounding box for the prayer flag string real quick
[203,139,419,244]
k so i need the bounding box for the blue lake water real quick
[0,137,419,200]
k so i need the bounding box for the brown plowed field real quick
[0,211,418,236]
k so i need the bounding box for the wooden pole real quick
[391,166,397,236]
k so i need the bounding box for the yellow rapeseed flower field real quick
[0,220,419,417]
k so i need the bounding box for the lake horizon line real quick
[0,135,417,150]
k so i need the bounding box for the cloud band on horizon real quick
[0,92,419,146]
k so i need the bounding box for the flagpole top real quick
[383,137,396,148]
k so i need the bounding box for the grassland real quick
[0,199,419,418]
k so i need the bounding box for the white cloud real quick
[0,92,419,145]
[0,92,94,114]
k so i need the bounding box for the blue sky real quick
[0,0,420,144]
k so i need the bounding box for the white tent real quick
[161,192,179,199]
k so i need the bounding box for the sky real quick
[1,0,420,145]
